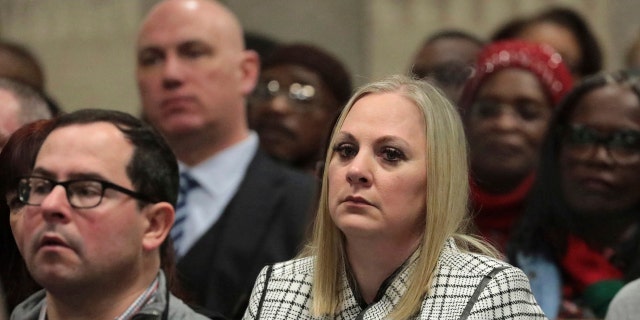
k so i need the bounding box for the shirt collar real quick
[179,131,258,196]
[39,273,162,320]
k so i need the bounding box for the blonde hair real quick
[300,75,496,319]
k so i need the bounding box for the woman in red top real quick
[459,40,573,254]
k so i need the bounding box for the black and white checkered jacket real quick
[243,239,547,319]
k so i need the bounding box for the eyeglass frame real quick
[251,79,317,108]
[17,176,155,209]
[561,123,640,165]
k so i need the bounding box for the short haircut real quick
[262,43,353,106]
[424,29,484,47]
[0,40,44,90]
[410,29,483,95]
[50,109,179,207]
[0,77,51,125]
[244,32,279,61]
[41,109,181,290]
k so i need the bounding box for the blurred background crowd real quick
[0,0,638,113]
[2,1,640,319]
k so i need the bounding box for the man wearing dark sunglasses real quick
[8,109,211,320]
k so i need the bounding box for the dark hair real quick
[0,77,51,125]
[491,6,602,77]
[410,29,484,101]
[491,18,528,41]
[508,70,640,279]
[424,29,484,48]
[0,42,62,116]
[262,43,352,106]
[41,92,63,117]
[52,109,179,207]
[37,109,184,296]
[0,40,45,91]
[244,32,279,61]
[0,119,54,311]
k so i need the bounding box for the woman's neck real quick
[472,170,532,195]
[345,236,420,304]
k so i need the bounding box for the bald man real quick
[0,78,51,149]
[136,1,315,318]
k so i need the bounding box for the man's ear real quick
[239,49,260,95]
[142,202,174,251]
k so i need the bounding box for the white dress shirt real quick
[175,132,258,256]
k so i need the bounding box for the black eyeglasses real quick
[252,79,316,108]
[18,176,154,209]
[562,124,640,165]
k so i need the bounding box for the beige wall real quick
[366,0,612,80]
[0,1,142,113]
[0,0,634,114]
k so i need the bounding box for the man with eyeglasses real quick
[249,43,352,175]
[135,1,316,318]
[8,109,211,320]
[409,29,483,104]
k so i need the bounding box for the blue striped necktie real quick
[171,172,199,254]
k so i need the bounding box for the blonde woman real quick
[243,75,545,319]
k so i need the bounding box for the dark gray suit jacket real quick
[176,150,316,319]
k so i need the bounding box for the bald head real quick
[138,0,245,51]
[136,0,259,165]
[0,78,51,148]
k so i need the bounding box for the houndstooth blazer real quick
[243,239,547,319]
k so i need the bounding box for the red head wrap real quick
[459,40,573,110]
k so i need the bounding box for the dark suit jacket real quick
[176,150,317,319]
